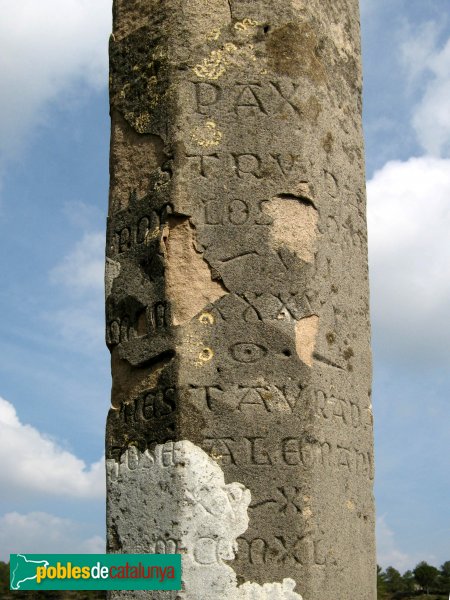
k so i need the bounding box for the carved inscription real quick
[107,301,169,346]
[187,152,305,180]
[120,387,176,425]
[107,0,375,592]
[251,487,304,516]
[107,317,132,345]
[185,153,219,178]
[315,390,372,430]
[204,198,272,225]
[188,382,303,413]
[202,437,374,479]
[191,80,304,118]
[236,533,326,567]
[109,212,161,256]
[230,342,268,364]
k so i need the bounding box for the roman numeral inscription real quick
[106,1,375,599]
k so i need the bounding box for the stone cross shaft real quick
[105,1,376,598]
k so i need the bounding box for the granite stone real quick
[106,1,376,598]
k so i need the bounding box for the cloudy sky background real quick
[0,0,448,571]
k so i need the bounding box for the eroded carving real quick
[107,441,303,599]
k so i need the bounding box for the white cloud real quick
[63,200,104,231]
[360,0,374,17]
[402,25,450,156]
[376,515,412,571]
[0,397,104,499]
[413,75,450,156]
[401,21,440,84]
[50,231,105,353]
[51,231,105,295]
[376,515,436,572]
[368,155,450,366]
[0,512,104,560]
[0,0,111,165]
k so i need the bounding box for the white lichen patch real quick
[192,121,223,147]
[107,441,303,599]
[105,258,121,298]
[295,315,319,367]
[264,197,319,263]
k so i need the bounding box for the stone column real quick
[105,1,376,599]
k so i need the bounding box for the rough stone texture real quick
[107,441,302,599]
[106,1,376,598]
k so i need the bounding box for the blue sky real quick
[0,0,448,573]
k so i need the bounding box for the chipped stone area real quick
[329,22,353,58]
[109,112,165,210]
[105,258,121,298]
[264,196,319,263]
[110,352,170,408]
[107,441,303,600]
[295,315,319,367]
[164,217,227,325]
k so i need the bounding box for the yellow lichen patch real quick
[125,111,151,134]
[164,217,226,325]
[197,347,214,364]
[302,507,313,519]
[234,18,260,33]
[144,227,160,245]
[295,315,319,367]
[146,75,158,90]
[199,312,215,325]
[264,196,319,263]
[206,28,221,42]
[346,500,356,511]
[193,43,237,79]
[192,121,223,147]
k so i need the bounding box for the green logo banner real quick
[10,554,181,591]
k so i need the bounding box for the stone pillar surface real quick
[105,1,376,599]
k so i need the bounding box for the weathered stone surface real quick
[107,441,303,599]
[106,1,376,598]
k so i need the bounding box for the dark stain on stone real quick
[109,26,171,136]
[266,22,326,83]
[323,132,334,153]
[326,332,336,345]
[343,347,354,360]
